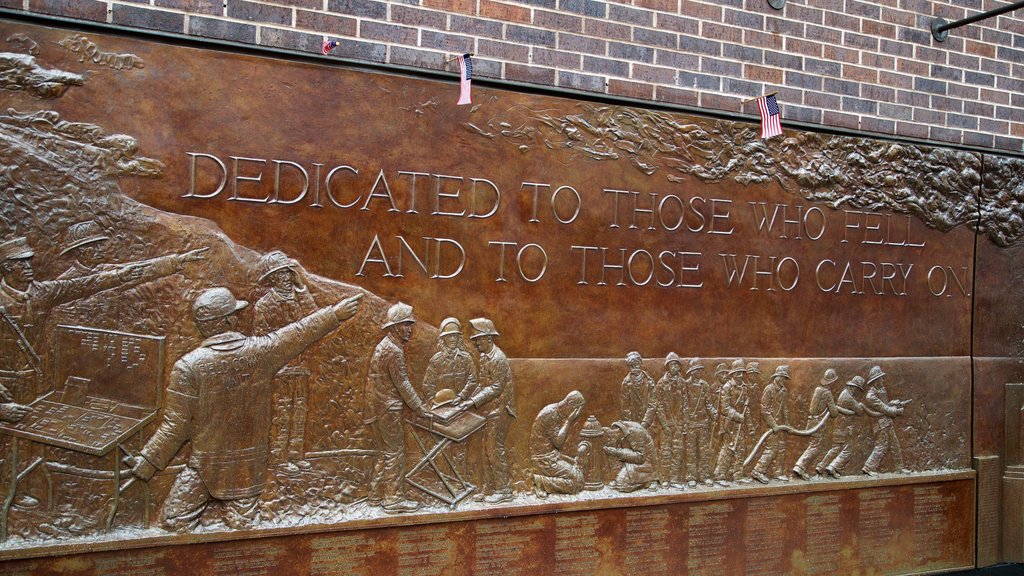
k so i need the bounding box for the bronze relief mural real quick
[0,16,1000,575]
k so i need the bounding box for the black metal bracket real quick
[931,0,1024,42]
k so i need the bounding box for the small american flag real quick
[756,94,783,139]
[457,53,473,105]
[322,40,339,55]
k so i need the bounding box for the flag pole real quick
[444,52,475,63]
[741,91,777,106]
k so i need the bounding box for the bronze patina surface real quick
[0,15,1002,575]
[972,155,1024,565]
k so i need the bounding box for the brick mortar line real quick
[89,4,1024,97]
[458,0,1010,49]
[721,58,1009,97]
[163,0,333,23]
[103,2,196,20]
[104,2,188,27]
[538,20,1006,68]
[651,11,703,30]
[275,2,1020,61]
[730,51,1012,86]
[189,22,1024,113]
[509,0,686,19]
[223,0,326,9]
[102,0,1024,38]
[378,14,1021,85]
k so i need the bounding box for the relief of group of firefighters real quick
[0,218,914,536]
[0,220,520,529]
[363,314,915,509]
[530,353,913,497]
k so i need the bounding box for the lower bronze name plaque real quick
[0,476,975,574]
[0,12,1003,575]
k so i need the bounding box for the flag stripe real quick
[457,54,472,105]
[756,94,783,139]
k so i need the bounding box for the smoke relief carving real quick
[463,104,1008,244]
[5,34,39,56]
[58,35,145,71]
[979,155,1024,247]
[0,52,83,99]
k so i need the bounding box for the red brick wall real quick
[5,0,1024,151]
